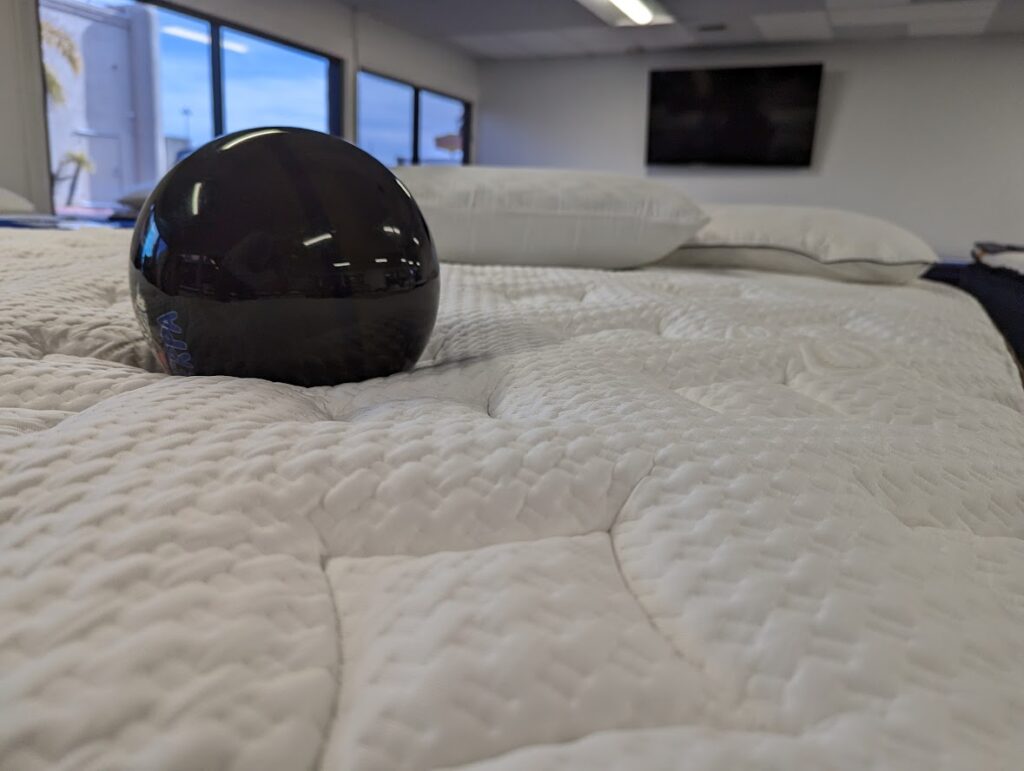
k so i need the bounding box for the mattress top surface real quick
[2,228,1023,770]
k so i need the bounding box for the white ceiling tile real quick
[368,0,1018,59]
[833,22,907,39]
[753,10,835,41]
[829,1,998,27]
[623,23,696,48]
[505,28,597,57]
[558,24,627,47]
[908,17,990,36]
[989,0,1024,32]
[449,33,532,59]
[824,0,909,9]
[360,0,604,38]
[685,16,765,47]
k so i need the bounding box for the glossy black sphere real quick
[129,127,439,386]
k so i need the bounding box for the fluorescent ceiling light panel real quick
[609,0,654,25]
[575,0,675,27]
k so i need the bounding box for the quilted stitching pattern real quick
[1,228,1023,770]
[324,535,707,770]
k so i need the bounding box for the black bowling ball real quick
[129,127,439,386]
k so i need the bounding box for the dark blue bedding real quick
[0,215,135,230]
[926,263,1024,368]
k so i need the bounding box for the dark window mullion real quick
[462,101,472,165]
[411,87,421,166]
[328,60,342,137]
[211,22,225,136]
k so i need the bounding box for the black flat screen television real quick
[647,64,823,167]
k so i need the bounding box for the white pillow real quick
[0,187,35,214]
[667,204,937,284]
[392,166,707,269]
[979,251,1024,277]
[118,183,155,212]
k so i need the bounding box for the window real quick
[38,0,341,216]
[222,28,331,134]
[418,90,466,165]
[157,8,215,161]
[357,70,470,167]
[356,71,414,167]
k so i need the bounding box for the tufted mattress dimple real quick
[2,228,1024,770]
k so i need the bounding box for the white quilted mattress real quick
[2,229,1024,771]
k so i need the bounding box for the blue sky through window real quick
[419,90,465,165]
[357,71,414,167]
[156,7,213,146]
[357,71,467,167]
[222,27,329,134]
[156,7,330,146]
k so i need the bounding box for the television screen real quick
[647,64,823,167]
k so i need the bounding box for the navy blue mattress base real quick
[926,263,1024,374]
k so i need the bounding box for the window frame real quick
[215,22,341,137]
[357,68,472,166]
[37,0,344,142]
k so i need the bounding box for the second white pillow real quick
[393,165,707,269]
[667,204,937,284]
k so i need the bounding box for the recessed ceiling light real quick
[575,0,675,27]
[608,0,654,25]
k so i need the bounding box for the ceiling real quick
[351,0,1024,58]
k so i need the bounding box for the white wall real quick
[0,0,479,212]
[477,37,1024,256]
[0,0,51,211]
